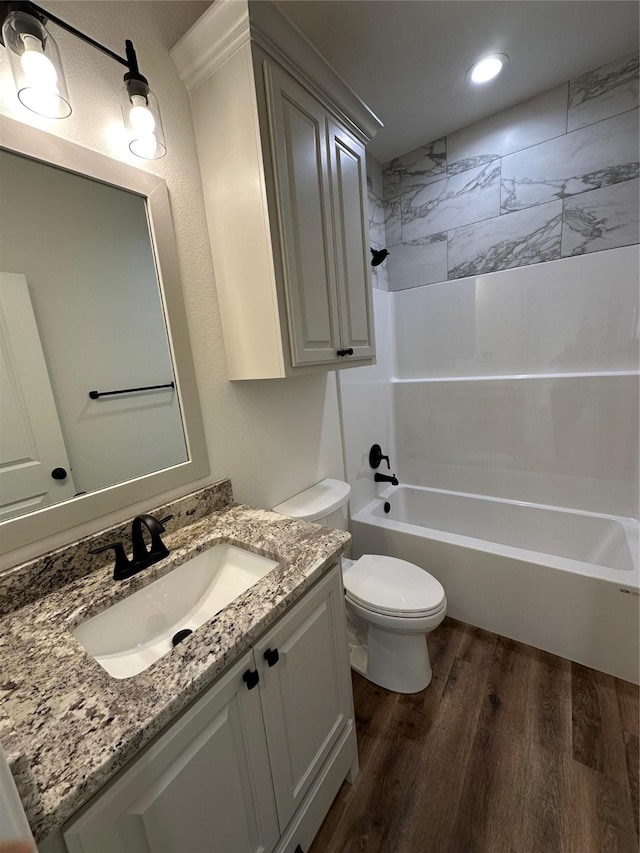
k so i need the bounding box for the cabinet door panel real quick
[264,61,341,366]
[255,567,353,829]
[328,122,375,360]
[64,652,279,853]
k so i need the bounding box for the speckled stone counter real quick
[0,480,350,843]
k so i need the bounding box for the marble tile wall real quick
[367,155,388,290]
[382,53,639,291]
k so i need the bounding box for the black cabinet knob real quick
[345,347,354,356]
[337,347,354,357]
[264,648,280,667]
[51,467,68,480]
[294,846,305,853]
[243,669,260,690]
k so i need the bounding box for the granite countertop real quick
[0,482,349,843]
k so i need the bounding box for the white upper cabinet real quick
[171,0,382,379]
[264,61,340,367]
[327,121,375,362]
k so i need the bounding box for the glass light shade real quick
[2,10,71,118]
[121,82,166,160]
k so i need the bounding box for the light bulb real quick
[18,32,68,117]
[122,82,166,158]
[20,33,58,87]
[3,11,71,118]
[467,54,509,85]
[129,94,155,135]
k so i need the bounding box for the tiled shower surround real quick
[352,51,639,524]
[369,53,639,291]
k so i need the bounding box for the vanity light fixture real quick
[0,0,167,159]
[467,53,509,85]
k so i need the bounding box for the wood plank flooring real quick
[311,618,639,853]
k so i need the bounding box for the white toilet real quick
[273,479,447,694]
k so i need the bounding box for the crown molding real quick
[170,0,251,93]
[171,0,382,143]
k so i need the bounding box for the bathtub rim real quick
[352,484,639,589]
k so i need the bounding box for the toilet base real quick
[347,623,434,694]
[345,594,445,694]
[368,625,433,693]
[348,643,368,677]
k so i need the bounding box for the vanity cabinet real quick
[171,0,381,380]
[62,650,279,853]
[61,566,357,853]
[254,560,353,831]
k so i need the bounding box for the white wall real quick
[342,246,640,521]
[0,1,344,567]
[392,247,639,518]
[339,289,394,516]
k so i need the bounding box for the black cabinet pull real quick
[264,647,280,667]
[51,467,68,480]
[337,347,354,357]
[243,669,260,690]
[345,347,354,356]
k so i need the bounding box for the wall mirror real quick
[0,116,209,559]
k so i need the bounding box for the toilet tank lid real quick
[272,479,351,521]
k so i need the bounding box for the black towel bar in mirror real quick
[89,382,175,399]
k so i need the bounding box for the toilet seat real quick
[343,554,445,618]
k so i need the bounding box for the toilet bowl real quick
[343,553,446,693]
[273,479,447,694]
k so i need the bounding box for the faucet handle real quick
[131,513,173,565]
[89,542,133,581]
[369,444,390,470]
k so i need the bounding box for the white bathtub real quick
[351,485,639,683]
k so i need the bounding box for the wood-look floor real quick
[311,618,639,853]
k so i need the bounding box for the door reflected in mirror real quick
[0,148,188,522]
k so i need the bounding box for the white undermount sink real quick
[72,544,279,679]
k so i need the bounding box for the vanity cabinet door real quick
[254,566,354,830]
[264,60,342,368]
[63,651,279,853]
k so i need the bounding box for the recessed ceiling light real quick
[467,54,509,85]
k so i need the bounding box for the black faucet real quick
[131,513,173,568]
[375,472,399,486]
[90,513,173,581]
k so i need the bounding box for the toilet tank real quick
[272,479,351,531]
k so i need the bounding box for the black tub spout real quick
[375,472,399,486]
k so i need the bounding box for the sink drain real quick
[172,628,193,647]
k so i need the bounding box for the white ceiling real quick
[276,0,639,163]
